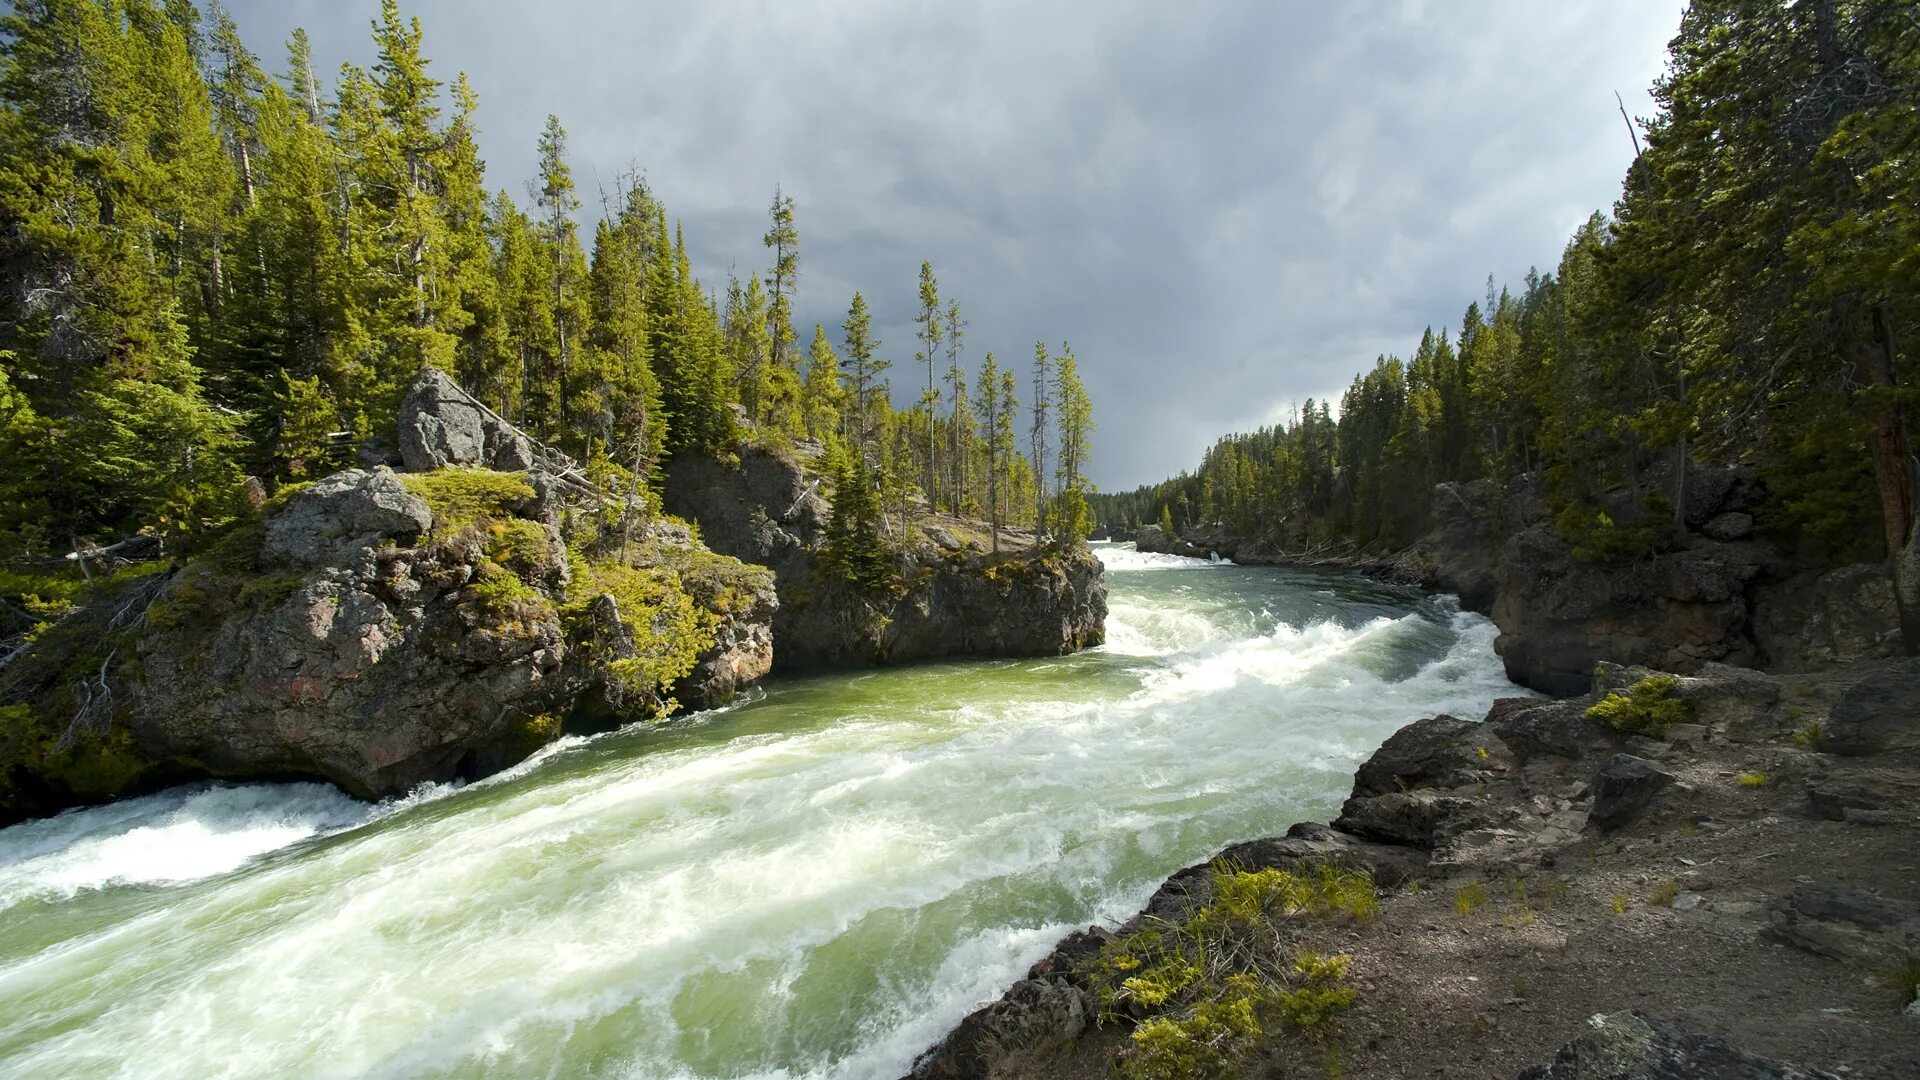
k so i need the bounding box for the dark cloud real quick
[223,0,1683,489]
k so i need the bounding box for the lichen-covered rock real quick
[665,445,1106,670]
[1518,1012,1840,1079]
[397,368,535,472]
[260,467,433,568]
[136,487,575,798]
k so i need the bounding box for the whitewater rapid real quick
[0,543,1524,1079]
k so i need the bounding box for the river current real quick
[0,543,1523,1079]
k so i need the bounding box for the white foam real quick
[0,783,372,906]
[0,558,1527,1080]
[1093,543,1227,572]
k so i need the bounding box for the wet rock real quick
[1768,884,1920,962]
[1517,1011,1840,1079]
[260,468,432,569]
[904,977,1093,1080]
[1586,754,1675,832]
[1823,664,1920,756]
[1335,790,1489,850]
[396,368,534,472]
[1350,714,1511,797]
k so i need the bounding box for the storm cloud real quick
[223,1,1683,489]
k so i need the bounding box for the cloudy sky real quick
[224,1,1684,490]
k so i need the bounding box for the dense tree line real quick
[1097,0,1917,639]
[0,0,1096,568]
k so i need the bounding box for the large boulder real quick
[1751,563,1901,672]
[396,368,535,472]
[1586,754,1675,832]
[1823,662,1920,756]
[1491,524,1781,695]
[260,468,433,568]
[1518,1012,1840,1080]
[1349,713,1512,797]
[136,487,575,798]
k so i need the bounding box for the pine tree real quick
[943,298,969,514]
[763,186,798,373]
[1051,342,1094,542]
[841,292,886,460]
[1029,341,1052,537]
[804,324,843,444]
[912,261,943,506]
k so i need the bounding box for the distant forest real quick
[0,0,1099,561]
[1096,0,1916,571]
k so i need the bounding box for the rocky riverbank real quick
[907,660,1920,1079]
[0,371,780,822]
[665,444,1106,670]
[0,372,1109,825]
[1137,465,1900,695]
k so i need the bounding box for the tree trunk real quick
[1862,304,1919,652]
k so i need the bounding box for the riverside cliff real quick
[1139,464,1901,696]
[0,371,777,823]
[0,373,1108,824]
[907,659,1920,1079]
[665,443,1106,670]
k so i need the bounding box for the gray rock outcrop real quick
[665,445,1106,669]
[1517,1012,1840,1080]
[397,368,535,472]
[261,468,433,568]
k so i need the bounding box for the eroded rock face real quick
[397,368,535,472]
[665,445,1106,670]
[1492,524,1783,695]
[1518,1012,1841,1080]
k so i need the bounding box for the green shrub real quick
[1881,954,1920,1007]
[1586,674,1693,737]
[564,561,717,721]
[1735,770,1771,788]
[1090,863,1371,1080]
[1554,496,1668,565]
[484,519,552,579]
[1790,722,1825,751]
[1648,880,1680,906]
[1454,882,1488,916]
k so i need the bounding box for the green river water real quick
[0,543,1523,1079]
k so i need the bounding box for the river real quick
[0,543,1523,1079]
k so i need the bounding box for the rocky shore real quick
[906,660,1920,1079]
[1137,465,1900,696]
[0,371,1107,824]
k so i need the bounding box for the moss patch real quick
[401,469,536,533]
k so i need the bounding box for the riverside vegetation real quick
[0,0,1106,823]
[1101,0,1920,693]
